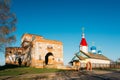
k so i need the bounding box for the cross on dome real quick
[80,27,88,46]
[82,27,84,33]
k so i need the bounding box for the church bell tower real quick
[80,27,88,53]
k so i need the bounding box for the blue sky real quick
[0,0,120,65]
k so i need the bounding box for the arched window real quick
[39,55,41,60]
[47,45,53,49]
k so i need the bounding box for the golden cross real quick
[82,27,85,33]
[92,42,95,46]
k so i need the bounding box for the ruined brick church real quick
[5,33,64,68]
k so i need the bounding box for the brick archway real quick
[45,52,54,65]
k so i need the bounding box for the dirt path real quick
[0,70,120,80]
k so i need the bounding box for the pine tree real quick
[0,0,17,52]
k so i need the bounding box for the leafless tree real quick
[0,0,17,52]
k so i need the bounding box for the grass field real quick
[0,65,120,80]
[0,66,61,76]
[0,65,120,77]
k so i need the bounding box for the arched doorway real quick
[86,62,92,71]
[45,52,54,65]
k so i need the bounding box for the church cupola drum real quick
[91,46,97,54]
[80,27,88,53]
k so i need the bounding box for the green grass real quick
[0,67,62,76]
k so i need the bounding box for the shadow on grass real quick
[0,64,26,70]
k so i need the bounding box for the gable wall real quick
[21,34,64,68]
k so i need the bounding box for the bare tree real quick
[0,0,17,52]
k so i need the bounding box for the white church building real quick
[70,28,111,70]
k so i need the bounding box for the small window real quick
[47,45,53,49]
[52,58,54,60]
[9,51,12,53]
[39,55,41,60]
[58,58,60,62]
[39,46,41,49]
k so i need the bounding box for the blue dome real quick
[90,46,96,50]
[98,50,102,54]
